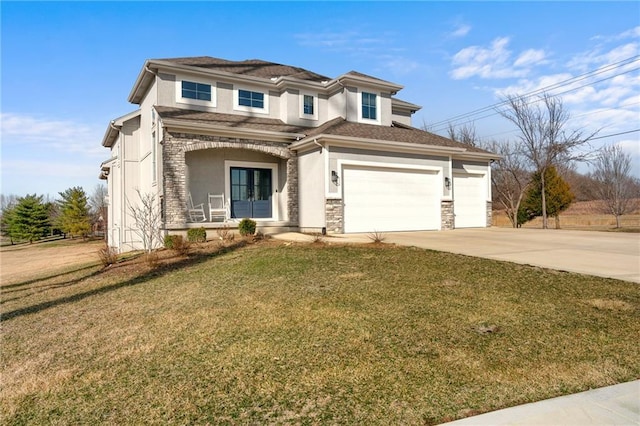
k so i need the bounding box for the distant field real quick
[493,200,640,230]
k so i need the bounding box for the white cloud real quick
[294,29,422,77]
[450,37,548,80]
[1,158,102,196]
[514,49,547,67]
[495,73,574,97]
[450,23,471,38]
[0,113,104,157]
[294,30,387,53]
[378,55,421,76]
[591,26,640,42]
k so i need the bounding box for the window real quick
[181,81,211,101]
[303,95,314,115]
[151,131,157,184]
[238,90,264,108]
[362,92,377,120]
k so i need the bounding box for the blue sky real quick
[1,1,639,197]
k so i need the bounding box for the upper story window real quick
[234,87,269,114]
[182,81,211,101]
[175,77,216,107]
[299,92,318,120]
[362,92,377,120]
[303,95,314,115]
[238,90,264,108]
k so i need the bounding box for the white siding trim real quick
[174,75,217,108]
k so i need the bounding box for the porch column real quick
[286,152,298,224]
[163,130,188,228]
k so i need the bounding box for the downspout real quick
[312,138,323,153]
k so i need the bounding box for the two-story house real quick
[100,56,496,252]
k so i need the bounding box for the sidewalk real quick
[440,380,639,425]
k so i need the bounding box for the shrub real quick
[164,235,180,249]
[238,218,257,237]
[97,243,118,267]
[367,230,386,244]
[144,251,160,268]
[187,227,207,243]
[164,235,190,255]
[216,225,235,242]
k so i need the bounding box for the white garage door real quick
[453,173,487,228]
[343,166,441,233]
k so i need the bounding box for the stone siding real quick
[286,152,298,224]
[441,200,454,230]
[325,198,343,233]
[162,131,294,228]
[486,201,493,227]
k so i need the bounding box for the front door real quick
[230,167,272,219]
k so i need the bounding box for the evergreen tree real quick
[518,166,574,227]
[7,194,51,243]
[1,204,17,244]
[57,187,92,239]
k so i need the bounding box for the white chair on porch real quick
[187,193,207,222]
[208,193,228,222]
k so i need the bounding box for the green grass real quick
[1,242,638,424]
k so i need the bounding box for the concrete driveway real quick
[278,228,640,283]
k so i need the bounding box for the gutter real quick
[290,134,468,155]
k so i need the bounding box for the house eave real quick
[453,151,502,161]
[161,118,306,142]
[291,134,468,156]
[327,74,404,94]
[99,157,115,180]
[101,110,141,147]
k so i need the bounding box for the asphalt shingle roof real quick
[159,56,330,83]
[156,106,492,154]
[155,106,307,134]
[305,118,491,153]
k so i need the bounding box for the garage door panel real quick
[343,167,441,233]
[453,174,486,228]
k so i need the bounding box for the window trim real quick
[299,92,318,120]
[151,131,157,184]
[224,160,279,220]
[175,77,216,107]
[233,86,269,114]
[357,89,381,124]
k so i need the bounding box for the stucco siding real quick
[185,148,285,214]
[298,148,325,229]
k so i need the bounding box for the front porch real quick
[162,131,299,230]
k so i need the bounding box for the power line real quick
[590,129,640,141]
[429,65,640,134]
[477,101,640,141]
[425,55,640,130]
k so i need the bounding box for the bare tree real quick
[498,93,596,229]
[487,140,532,228]
[89,184,108,238]
[447,122,478,146]
[127,190,162,253]
[590,144,639,228]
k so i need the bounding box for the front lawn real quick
[1,241,638,424]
